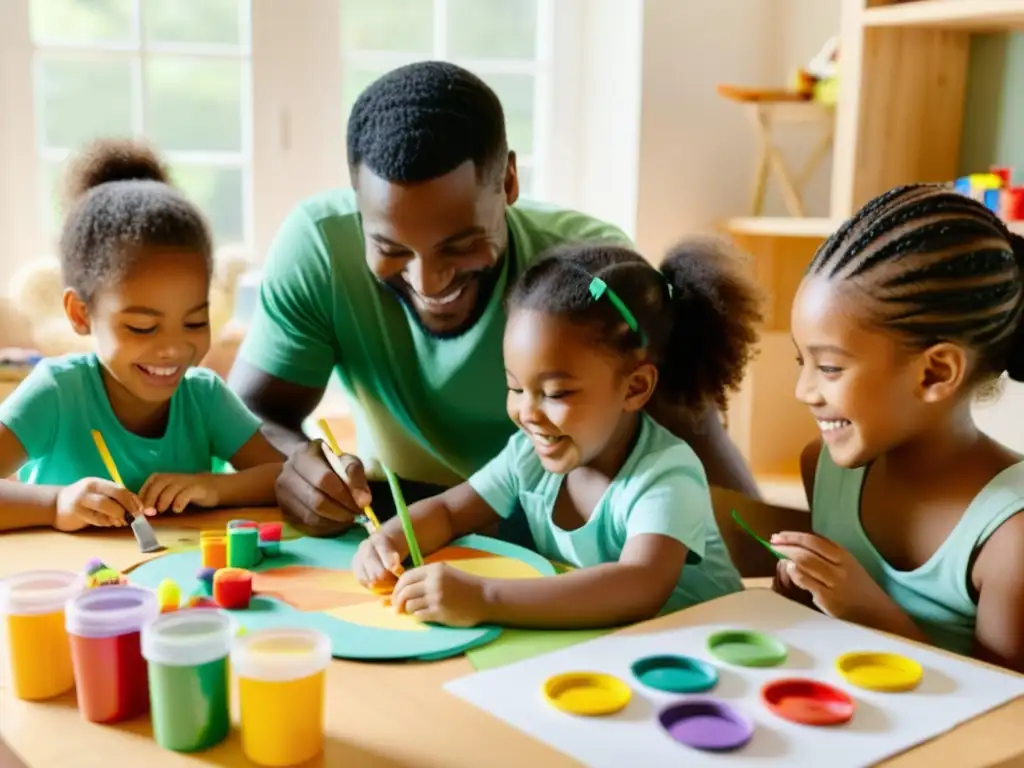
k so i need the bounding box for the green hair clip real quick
[588,276,646,346]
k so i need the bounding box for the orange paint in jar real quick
[65,585,160,723]
[0,570,82,701]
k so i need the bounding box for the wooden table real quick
[1,509,1022,768]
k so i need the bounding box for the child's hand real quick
[352,532,404,591]
[390,563,487,627]
[139,473,219,514]
[770,531,890,623]
[55,478,143,531]
[771,556,817,610]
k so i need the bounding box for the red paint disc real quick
[761,678,855,726]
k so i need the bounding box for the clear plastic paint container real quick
[142,610,234,752]
[0,570,81,701]
[65,584,160,723]
[230,627,332,766]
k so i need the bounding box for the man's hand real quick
[275,440,372,537]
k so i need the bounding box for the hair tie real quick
[588,276,644,343]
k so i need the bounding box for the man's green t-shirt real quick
[238,189,630,486]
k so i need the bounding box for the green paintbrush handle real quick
[383,466,424,568]
[730,509,786,560]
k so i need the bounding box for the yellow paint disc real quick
[543,671,632,716]
[835,651,923,692]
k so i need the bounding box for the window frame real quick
[0,0,582,272]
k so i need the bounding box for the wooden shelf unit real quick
[863,0,1024,31]
[723,0,1024,479]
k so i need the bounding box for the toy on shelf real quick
[954,167,1024,224]
[83,558,125,589]
[794,36,839,106]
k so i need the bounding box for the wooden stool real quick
[717,86,835,218]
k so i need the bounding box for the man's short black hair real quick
[346,60,508,186]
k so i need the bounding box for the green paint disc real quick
[631,654,718,693]
[707,629,787,667]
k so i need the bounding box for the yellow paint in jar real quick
[230,627,331,767]
[0,570,82,700]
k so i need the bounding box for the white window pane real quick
[517,164,533,197]
[447,0,536,60]
[37,56,134,150]
[40,161,65,236]
[340,0,432,54]
[144,0,244,46]
[479,73,533,155]
[146,59,243,153]
[342,65,386,120]
[170,165,245,246]
[30,0,135,44]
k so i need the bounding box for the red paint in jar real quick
[65,585,160,723]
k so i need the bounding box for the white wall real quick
[570,0,841,258]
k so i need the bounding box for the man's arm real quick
[227,359,325,455]
[647,400,761,499]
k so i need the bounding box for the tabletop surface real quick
[1,508,1023,768]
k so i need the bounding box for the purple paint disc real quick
[658,698,754,752]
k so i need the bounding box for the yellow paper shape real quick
[324,602,429,632]
[447,557,543,580]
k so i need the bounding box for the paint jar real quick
[231,627,331,767]
[200,531,227,570]
[0,570,81,701]
[65,584,160,723]
[228,526,260,568]
[142,610,233,752]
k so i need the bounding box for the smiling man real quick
[228,61,759,537]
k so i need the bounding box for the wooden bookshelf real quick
[863,0,1024,31]
[724,0,1024,480]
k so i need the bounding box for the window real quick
[339,0,551,197]
[29,0,252,249]
[0,0,578,271]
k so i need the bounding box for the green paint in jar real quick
[141,609,236,752]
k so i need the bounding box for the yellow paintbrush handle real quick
[317,418,343,456]
[91,430,124,487]
[317,418,379,531]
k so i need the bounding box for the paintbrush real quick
[90,430,162,553]
[317,418,381,530]
[383,465,423,568]
[730,509,786,560]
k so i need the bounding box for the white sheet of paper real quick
[445,589,1024,768]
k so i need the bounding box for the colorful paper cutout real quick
[128,531,557,660]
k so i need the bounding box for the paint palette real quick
[535,632,927,755]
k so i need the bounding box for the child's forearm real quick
[859,596,931,645]
[481,564,672,629]
[209,463,283,507]
[0,480,59,531]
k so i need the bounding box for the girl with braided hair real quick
[350,238,762,629]
[773,183,1024,672]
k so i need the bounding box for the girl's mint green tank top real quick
[812,449,1024,656]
